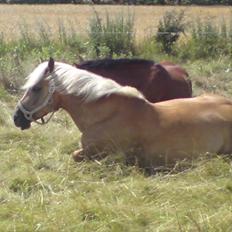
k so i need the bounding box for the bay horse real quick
[13,58,232,168]
[74,58,192,103]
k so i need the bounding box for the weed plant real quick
[177,16,232,59]
[88,10,135,57]
[155,9,186,54]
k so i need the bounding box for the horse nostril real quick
[13,108,31,130]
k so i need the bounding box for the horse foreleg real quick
[72,133,108,162]
[72,147,107,162]
[72,148,85,162]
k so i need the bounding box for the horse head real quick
[14,57,145,132]
[13,58,60,130]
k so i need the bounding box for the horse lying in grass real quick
[75,58,192,103]
[13,58,232,168]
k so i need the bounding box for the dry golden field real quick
[0,4,231,41]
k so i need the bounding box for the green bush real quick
[178,18,232,59]
[184,0,232,4]
[88,10,135,57]
[156,10,185,54]
[1,0,232,4]
[0,18,87,93]
[135,0,165,4]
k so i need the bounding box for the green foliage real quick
[1,12,232,96]
[36,20,52,46]
[9,177,39,196]
[88,10,135,57]
[1,16,232,231]
[178,17,232,59]
[2,0,232,4]
[4,0,72,3]
[0,19,87,93]
[156,10,185,54]
[135,0,165,4]
[0,87,12,102]
[190,20,223,58]
[1,118,232,231]
[181,0,232,4]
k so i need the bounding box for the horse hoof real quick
[72,149,84,162]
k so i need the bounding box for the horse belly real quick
[142,121,231,166]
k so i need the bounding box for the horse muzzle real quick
[13,107,31,130]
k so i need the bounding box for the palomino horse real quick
[14,58,232,168]
[75,58,192,103]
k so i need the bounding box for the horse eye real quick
[32,86,42,92]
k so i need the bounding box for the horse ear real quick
[48,57,54,73]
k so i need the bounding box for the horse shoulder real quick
[83,93,151,151]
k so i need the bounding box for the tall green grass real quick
[177,17,232,59]
[88,10,135,57]
[139,11,232,60]
[1,10,232,94]
[1,111,232,231]
[156,9,186,54]
[1,11,232,231]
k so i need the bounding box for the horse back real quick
[75,58,192,103]
[155,95,232,123]
[143,95,232,162]
[75,58,153,88]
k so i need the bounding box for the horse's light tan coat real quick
[16,61,232,168]
[59,92,232,167]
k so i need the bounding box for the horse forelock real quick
[22,62,49,90]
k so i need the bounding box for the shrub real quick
[88,10,135,57]
[156,10,185,54]
[178,17,232,59]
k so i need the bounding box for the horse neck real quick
[58,94,118,132]
[58,92,154,133]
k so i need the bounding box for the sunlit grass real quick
[0,5,231,41]
[0,6,232,229]
[1,57,232,231]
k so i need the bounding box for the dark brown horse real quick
[74,58,192,103]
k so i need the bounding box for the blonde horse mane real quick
[22,61,145,102]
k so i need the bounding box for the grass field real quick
[0,4,231,40]
[1,4,232,232]
[1,88,232,231]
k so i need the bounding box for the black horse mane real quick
[77,58,155,69]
